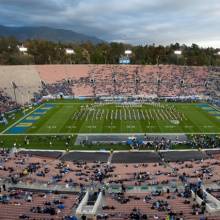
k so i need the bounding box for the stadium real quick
[1,64,220,220]
[1,1,220,220]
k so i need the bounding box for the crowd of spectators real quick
[206,67,220,98]
[85,65,209,97]
[129,135,220,151]
[0,64,220,114]
[39,80,74,97]
[0,90,18,115]
[188,135,220,149]
[1,148,220,219]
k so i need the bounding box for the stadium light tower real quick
[65,48,75,55]
[174,50,182,55]
[174,50,182,65]
[209,51,220,66]
[125,50,132,56]
[65,48,75,64]
[18,45,28,53]
[156,55,160,66]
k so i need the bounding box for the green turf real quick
[0,135,77,150]
[0,135,202,150]
[3,101,220,134]
[0,135,133,150]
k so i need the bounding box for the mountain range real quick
[0,25,103,44]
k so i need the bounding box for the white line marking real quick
[1,132,220,136]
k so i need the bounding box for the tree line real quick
[0,37,220,66]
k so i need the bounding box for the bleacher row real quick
[1,149,220,219]
[0,64,220,112]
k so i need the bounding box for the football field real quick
[3,101,220,134]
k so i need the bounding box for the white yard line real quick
[1,104,44,134]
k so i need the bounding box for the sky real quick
[0,0,220,48]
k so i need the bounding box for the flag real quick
[12,81,18,89]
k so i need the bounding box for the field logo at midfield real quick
[7,104,55,134]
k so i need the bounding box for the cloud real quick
[0,0,220,47]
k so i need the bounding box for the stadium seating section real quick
[1,64,220,113]
[1,150,220,219]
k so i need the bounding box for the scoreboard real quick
[119,57,131,64]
